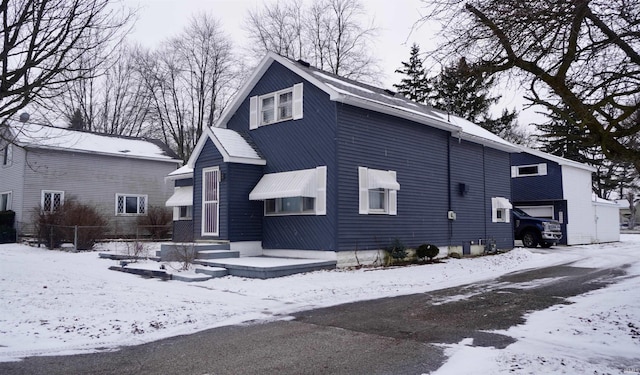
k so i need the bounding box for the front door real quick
[202,167,219,236]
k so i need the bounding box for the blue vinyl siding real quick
[449,139,488,244]
[483,147,514,249]
[227,163,263,242]
[226,62,338,250]
[194,139,228,240]
[511,153,563,201]
[336,104,451,251]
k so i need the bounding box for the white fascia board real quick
[189,127,266,167]
[520,146,596,172]
[23,144,182,164]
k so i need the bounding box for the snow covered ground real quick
[1,235,639,374]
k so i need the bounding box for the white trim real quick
[201,167,220,236]
[41,190,64,213]
[358,167,400,215]
[249,96,258,129]
[511,163,548,177]
[249,166,327,216]
[115,193,148,216]
[0,191,12,211]
[293,82,304,120]
[491,197,512,223]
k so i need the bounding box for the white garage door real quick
[518,205,554,219]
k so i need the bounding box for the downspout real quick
[483,146,487,239]
[447,137,452,245]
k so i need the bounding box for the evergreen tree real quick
[428,57,521,142]
[69,108,85,131]
[393,43,430,103]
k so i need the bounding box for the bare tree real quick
[420,0,640,171]
[245,0,380,81]
[0,0,133,133]
[136,14,238,161]
[50,42,153,137]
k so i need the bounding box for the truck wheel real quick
[522,231,539,248]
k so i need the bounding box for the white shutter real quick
[358,167,369,215]
[292,83,303,120]
[491,197,499,223]
[315,166,327,215]
[538,163,548,176]
[388,170,397,215]
[249,96,258,129]
[511,166,518,178]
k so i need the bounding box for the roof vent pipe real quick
[19,112,30,122]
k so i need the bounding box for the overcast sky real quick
[124,0,540,126]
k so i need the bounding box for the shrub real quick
[136,205,172,239]
[416,243,440,261]
[32,199,108,250]
[384,238,407,263]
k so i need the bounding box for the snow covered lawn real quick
[1,235,639,374]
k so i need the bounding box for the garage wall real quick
[561,165,596,245]
[593,202,620,243]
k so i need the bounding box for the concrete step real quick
[158,242,230,261]
[196,250,240,260]
[171,273,214,282]
[195,266,229,278]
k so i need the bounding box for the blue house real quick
[165,53,521,266]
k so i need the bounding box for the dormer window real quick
[250,83,303,129]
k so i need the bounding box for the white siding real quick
[593,202,620,243]
[561,165,596,245]
[0,143,26,233]
[21,148,179,236]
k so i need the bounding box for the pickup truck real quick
[512,207,562,248]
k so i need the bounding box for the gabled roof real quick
[9,122,181,163]
[518,146,597,172]
[215,52,520,153]
[186,126,265,169]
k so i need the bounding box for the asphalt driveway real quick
[0,262,628,375]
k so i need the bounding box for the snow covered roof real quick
[519,147,597,172]
[165,165,194,181]
[186,126,265,170]
[216,52,520,153]
[10,123,181,163]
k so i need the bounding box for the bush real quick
[136,205,172,239]
[384,238,407,263]
[32,199,108,250]
[416,243,440,261]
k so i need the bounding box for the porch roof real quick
[165,186,193,207]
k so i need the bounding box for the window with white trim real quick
[249,83,303,129]
[491,197,512,223]
[178,206,193,220]
[116,194,147,215]
[249,166,327,216]
[511,163,548,177]
[358,167,399,215]
[265,196,315,216]
[0,191,11,211]
[41,190,64,213]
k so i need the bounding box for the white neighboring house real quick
[511,147,620,245]
[0,121,182,237]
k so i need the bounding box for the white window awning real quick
[249,169,317,200]
[492,197,513,209]
[166,186,193,207]
[367,169,400,190]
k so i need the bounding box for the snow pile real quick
[0,235,639,374]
